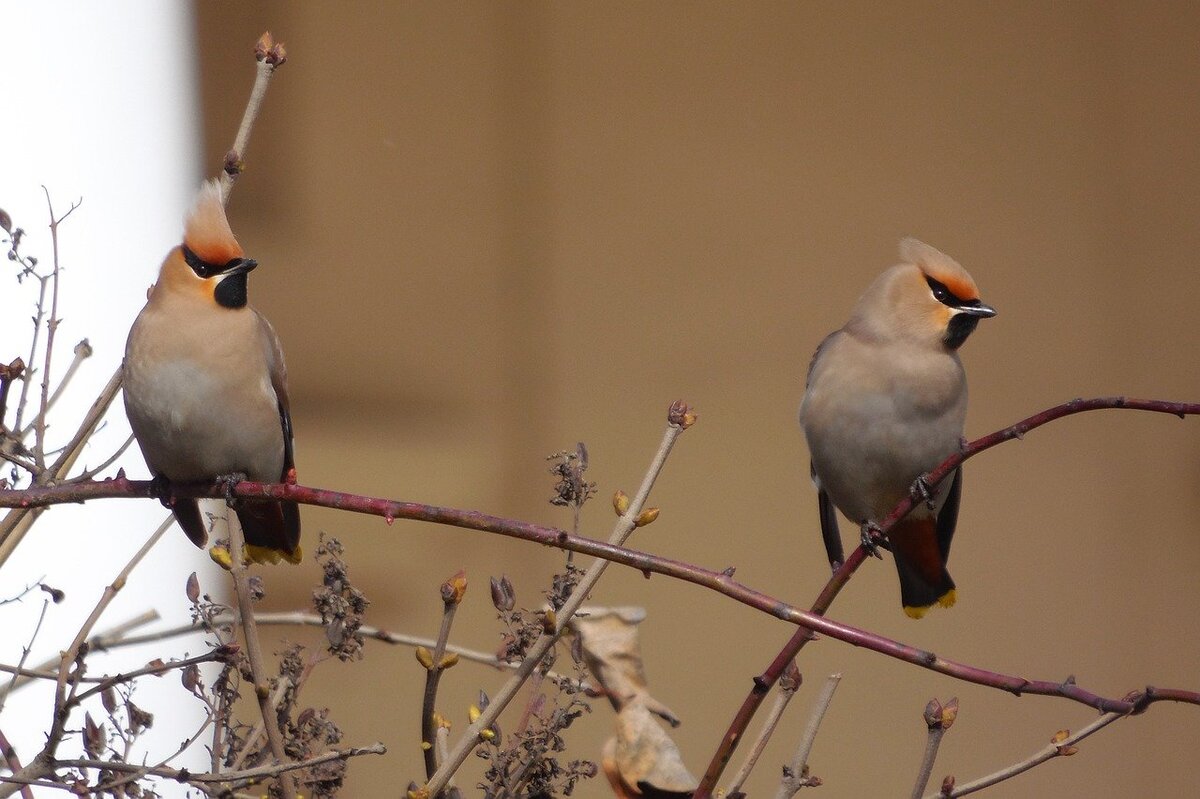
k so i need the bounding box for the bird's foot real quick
[149,474,173,507]
[860,522,886,559]
[215,472,247,508]
[910,475,936,511]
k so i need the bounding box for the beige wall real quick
[197,4,1200,796]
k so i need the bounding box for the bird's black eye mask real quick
[182,244,239,279]
[182,245,256,309]
[925,275,982,310]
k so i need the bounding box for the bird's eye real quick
[925,276,955,306]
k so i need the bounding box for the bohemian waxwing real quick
[799,238,995,618]
[123,180,301,563]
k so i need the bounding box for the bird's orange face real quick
[917,264,995,350]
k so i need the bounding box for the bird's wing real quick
[815,479,845,571]
[804,330,842,387]
[256,310,295,480]
[935,466,962,560]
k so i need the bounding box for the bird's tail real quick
[890,516,956,619]
[236,500,302,564]
[172,498,210,547]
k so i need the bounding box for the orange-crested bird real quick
[123,180,301,563]
[799,238,995,618]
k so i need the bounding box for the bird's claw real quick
[911,476,936,511]
[149,474,173,507]
[216,472,247,508]
[860,522,886,559]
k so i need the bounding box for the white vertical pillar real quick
[1,1,226,787]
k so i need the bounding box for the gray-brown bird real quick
[799,238,994,617]
[123,180,301,563]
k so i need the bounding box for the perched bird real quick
[123,180,301,563]
[799,238,995,618]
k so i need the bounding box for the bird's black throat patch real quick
[944,313,979,350]
[214,272,249,309]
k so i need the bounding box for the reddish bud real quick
[668,400,698,429]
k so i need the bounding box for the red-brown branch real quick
[691,395,1200,798]
[1,396,1198,794]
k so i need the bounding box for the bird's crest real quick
[183,180,244,265]
[899,237,980,302]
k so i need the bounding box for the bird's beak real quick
[958,302,996,318]
[220,257,258,277]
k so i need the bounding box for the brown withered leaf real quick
[571,606,680,725]
[602,697,697,797]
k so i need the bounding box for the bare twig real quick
[421,571,466,779]
[18,339,91,441]
[775,674,841,798]
[912,698,958,799]
[424,401,695,797]
[0,516,170,799]
[0,610,160,701]
[725,663,802,797]
[76,433,135,480]
[46,742,385,787]
[32,190,81,471]
[219,32,287,204]
[0,363,123,568]
[0,728,34,799]
[924,712,1123,798]
[225,517,296,799]
[0,598,50,716]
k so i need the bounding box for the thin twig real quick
[219,32,286,204]
[424,401,695,797]
[725,663,802,797]
[18,339,91,441]
[775,674,841,799]
[76,433,135,480]
[924,712,1124,798]
[0,363,124,569]
[225,517,296,799]
[0,728,34,799]
[48,742,385,786]
[911,698,958,799]
[0,517,170,799]
[33,191,81,470]
[422,572,465,779]
[0,598,50,716]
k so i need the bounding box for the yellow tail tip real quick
[904,589,957,619]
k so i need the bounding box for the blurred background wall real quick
[189,3,1199,796]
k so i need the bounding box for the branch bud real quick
[612,490,630,516]
[255,31,273,61]
[438,652,459,669]
[939,775,956,796]
[415,646,435,670]
[490,575,515,612]
[468,704,482,723]
[634,507,660,527]
[441,569,467,605]
[668,400,698,429]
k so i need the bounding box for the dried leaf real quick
[185,571,200,604]
[571,607,680,724]
[605,698,697,795]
